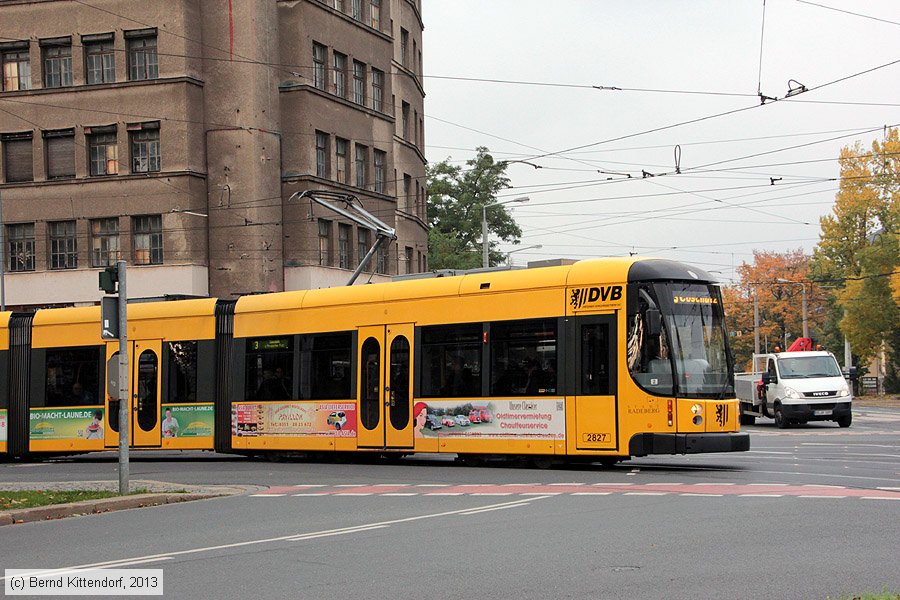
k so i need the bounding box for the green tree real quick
[426,147,522,269]
[812,129,900,368]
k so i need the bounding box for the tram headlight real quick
[690,404,702,415]
[692,415,703,426]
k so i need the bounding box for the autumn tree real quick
[426,147,522,269]
[724,250,829,369]
[811,128,900,376]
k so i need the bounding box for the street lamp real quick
[777,278,808,339]
[506,244,542,266]
[483,196,530,268]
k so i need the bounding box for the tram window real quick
[308,332,351,400]
[420,323,482,398]
[490,318,557,396]
[627,287,674,395]
[167,341,198,403]
[245,337,294,401]
[45,346,102,407]
[581,323,611,396]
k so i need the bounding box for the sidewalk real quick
[854,394,900,409]
[0,480,254,526]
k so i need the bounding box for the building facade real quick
[0,0,428,308]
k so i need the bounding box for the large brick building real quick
[0,0,428,308]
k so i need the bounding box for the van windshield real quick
[777,356,842,379]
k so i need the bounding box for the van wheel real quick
[774,407,789,429]
[837,415,852,428]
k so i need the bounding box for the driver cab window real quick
[627,286,673,395]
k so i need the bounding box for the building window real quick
[90,217,120,267]
[335,138,348,183]
[357,229,369,268]
[133,215,163,265]
[413,40,418,75]
[126,29,158,81]
[49,220,77,270]
[315,131,329,178]
[44,129,75,179]
[41,39,72,88]
[376,245,386,274]
[313,42,326,90]
[370,0,381,29]
[405,246,413,274]
[318,219,332,266]
[400,29,409,68]
[351,0,363,21]
[401,101,410,140]
[2,132,33,183]
[339,224,351,269]
[87,127,118,176]
[352,60,365,105]
[332,0,344,11]
[83,34,115,84]
[402,174,412,213]
[414,109,418,147]
[354,144,367,188]
[6,223,35,272]
[333,52,346,98]
[371,68,384,112]
[1,43,31,91]
[129,122,160,173]
[373,150,385,193]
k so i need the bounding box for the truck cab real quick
[736,350,852,428]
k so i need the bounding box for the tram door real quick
[104,340,163,448]
[356,324,415,449]
[572,315,618,451]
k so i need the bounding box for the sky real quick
[422,0,900,281]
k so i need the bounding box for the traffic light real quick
[98,265,119,294]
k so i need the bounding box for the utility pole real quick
[753,291,760,355]
[117,260,129,495]
[100,261,129,494]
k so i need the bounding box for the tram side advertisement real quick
[417,400,565,440]
[233,402,358,437]
[0,409,6,445]
[29,408,105,440]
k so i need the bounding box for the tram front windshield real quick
[627,282,733,398]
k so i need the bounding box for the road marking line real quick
[877,487,900,491]
[624,492,668,496]
[521,492,561,496]
[739,494,783,497]
[424,492,463,496]
[381,493,419,496]
[416,484,450,487]
[0,497,557,582]
[647,482,682,486]
[334,493,373,496]
[288,525,389,541]
[571,492,612,496]
[471,493,512,496]
[748,483,789,486]
[374,483,409,487]
[861,497,900,501]
[595,483,633,486]
[549,482,585,486]
[798,495,846,499]
[250,494,286,497]
[291,493,330,497]
[460,503,531,515]
[334,484,364,487]
[679,493,723,497]
[293,484,325,488]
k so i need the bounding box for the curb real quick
[0,490,243,527]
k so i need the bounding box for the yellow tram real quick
[0,257,748,464]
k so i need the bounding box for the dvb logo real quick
[570,285,623,309]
